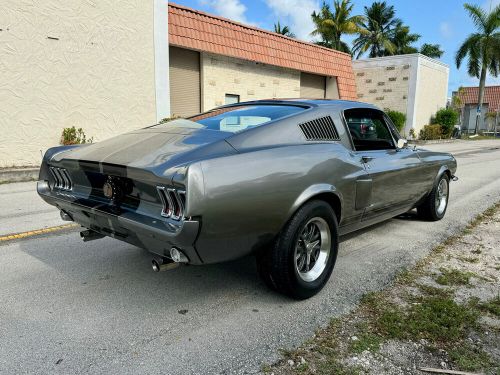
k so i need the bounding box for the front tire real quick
[417,173,450,221]
[257,200,339,299]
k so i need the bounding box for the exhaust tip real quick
[170,247,189,263]
[151,258,180,272]
[152,259,161,272]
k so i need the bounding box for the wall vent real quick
[299,116,340,141]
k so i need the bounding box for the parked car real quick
[38,100,457,299]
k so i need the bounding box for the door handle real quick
[361,156,374,163]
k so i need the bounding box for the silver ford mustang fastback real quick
[38,99,457,299]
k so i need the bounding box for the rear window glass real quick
[188,105,306,133]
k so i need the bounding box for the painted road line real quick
[0,224,79,242]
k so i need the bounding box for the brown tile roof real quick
[168,3,357,100]
[456,85,500,112]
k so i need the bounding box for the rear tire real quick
[256,200,339,299]
[417,173,450,221]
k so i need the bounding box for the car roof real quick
[216,98,381,112]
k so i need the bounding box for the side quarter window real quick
[343,108,396,151]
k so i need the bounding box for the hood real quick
[51,121,236,172]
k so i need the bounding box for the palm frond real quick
[463,3,488,33]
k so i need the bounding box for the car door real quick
[343,107,422,221]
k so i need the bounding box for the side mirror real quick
[397,138,408,149]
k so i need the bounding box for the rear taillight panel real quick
[49,166,73,191]
[157,186,186,220]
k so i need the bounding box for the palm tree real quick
[456,3,500,134]
[391,23,420,55]
[352,1,401,58]
[311,0,362,53]
[274,21,295,38]
[420,43,444,58]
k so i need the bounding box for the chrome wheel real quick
[294,217,331,282]
[435,178,448,215]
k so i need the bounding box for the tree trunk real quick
[474,63,487,134]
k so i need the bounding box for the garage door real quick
[300,72,326,99]
[169,46,201,117]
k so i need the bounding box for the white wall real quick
[414,56,450,131]
[352,54,449,136]
[0,1,161,167]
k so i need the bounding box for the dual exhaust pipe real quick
[152,247,189,272]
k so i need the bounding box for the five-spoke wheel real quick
[256,200,338,300]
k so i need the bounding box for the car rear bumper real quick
[37,181,203,264]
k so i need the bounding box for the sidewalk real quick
[0,167,39,184]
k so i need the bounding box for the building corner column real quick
[154,0,170,121]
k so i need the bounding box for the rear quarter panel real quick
[192,143,366,263]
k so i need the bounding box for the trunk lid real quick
[51,122,234,171]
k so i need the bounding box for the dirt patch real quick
[264,203,500,375]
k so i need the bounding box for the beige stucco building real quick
[0,1,357,168]
[352,54,449,136]
[0,0,170,167]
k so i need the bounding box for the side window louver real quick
[298,116,340,141]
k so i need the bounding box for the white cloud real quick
[200,0,251,24]
[439,22,453,39]
[263,0,320,41]
[483,0,500,10]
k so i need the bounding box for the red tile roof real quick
[168,3,357,100]
[456,85,500,112]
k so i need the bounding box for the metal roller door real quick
[300,72,326,99]
[169,46,201,117]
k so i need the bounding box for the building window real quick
[225,94,240,105]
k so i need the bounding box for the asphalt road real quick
[1,140,499,375]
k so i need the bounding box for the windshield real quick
[186,104,307,133]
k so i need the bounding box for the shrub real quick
[419,124,443,140]
[60,126,93,145]
[434,108,458,136]
[159,115,181,124]
[385,110,406,133]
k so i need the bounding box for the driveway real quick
[1,140,499,375]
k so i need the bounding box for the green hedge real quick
[419,124,443,140]
[385,110,406,133]
[434,108,458,136]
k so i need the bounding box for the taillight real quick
[157,186,186,220]
[49,166,73,191]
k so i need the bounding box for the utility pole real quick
[495,110,499,138]
[474,105,481,135]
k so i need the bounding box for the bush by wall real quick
[419,124,443,140]
[60,126,93,145]
[434,108,458,136]
[385,110,406,133]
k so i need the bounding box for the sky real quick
[172,0,500,96]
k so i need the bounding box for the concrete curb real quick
[408,139,457,145]
[0,167,39,184]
